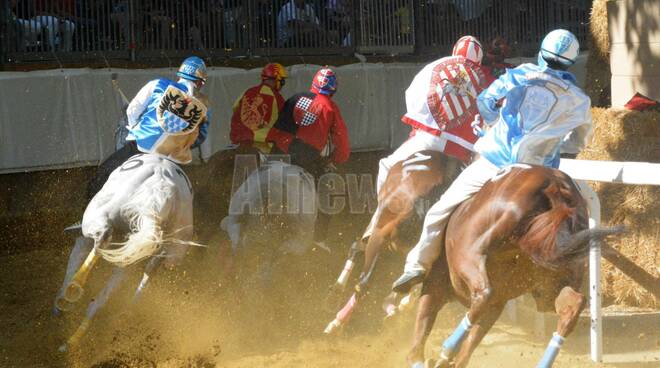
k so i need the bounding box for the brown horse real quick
[406,165,622,368]
[325,150,462,332]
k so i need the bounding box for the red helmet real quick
[452,36,483,65]
[311,67,337,96]
[261,63,288,90]
[485,36,511,63]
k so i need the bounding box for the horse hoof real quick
[433,357,451,368]
[58,343,68,353]
[52,306,62,317]
[53,296,76,313]
[323,319,342,335]
[63,282,84,304]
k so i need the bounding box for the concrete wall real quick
[608,0,660,107]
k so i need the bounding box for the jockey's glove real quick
[323,161,338,174]
[471,114,485,137]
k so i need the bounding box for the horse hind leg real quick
[407,261,450,368]
[536,286,585,368]
[59,267,127,352]
[54,236,94,313]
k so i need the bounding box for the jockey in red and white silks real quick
[375,36,487,195]
[392,30,595,294]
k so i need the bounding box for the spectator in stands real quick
[392,1,412,43]
[252,0,277,47]
[325,0,352,46]
[110,0,130,49]
[141,0,175,49]
[34,0,76,51]
[222,1,247,49]
[188,0,224,50]
[6,0,43,51]
[230,63,288,153]
[276,0,324,47]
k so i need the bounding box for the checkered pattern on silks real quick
[293,96,319,126]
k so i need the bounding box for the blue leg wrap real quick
[441,314,473,357]
[537,333,565,368]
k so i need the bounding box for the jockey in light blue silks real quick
[392,29,594,293]
[86,56,211,200]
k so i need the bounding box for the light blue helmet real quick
[537,29,579,69]
[177,56,207,83]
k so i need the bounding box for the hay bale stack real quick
[586,0,612,106]
[579,108,660,308]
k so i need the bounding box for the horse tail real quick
[97,166,175,267]
[519,179,624,270]
[518,180,577,269]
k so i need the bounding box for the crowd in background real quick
[2,0,589,57]
[3,0,358,53]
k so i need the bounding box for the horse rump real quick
[96,166,176,267]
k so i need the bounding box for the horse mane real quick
[97,166,175,267]
[518,178,583,270]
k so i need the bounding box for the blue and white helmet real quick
[538,29,579,68]
[177,56,208,83]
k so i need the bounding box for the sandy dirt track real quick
[2,232,658,368]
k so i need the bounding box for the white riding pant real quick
[403,158,600,274]
[376,130,450,194]
[363,130,449,240]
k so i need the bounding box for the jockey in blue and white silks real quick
[125,77,210,164]
[392,30,594,293]
[474,62,592,169]
[86,56,211,200]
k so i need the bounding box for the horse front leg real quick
[437,255,492,365]
[450,302,505,368]
[537,286,586,368]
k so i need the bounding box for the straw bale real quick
[586,0,612,106]
[579,108,660,308]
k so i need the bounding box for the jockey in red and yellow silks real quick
[229,63,287,153]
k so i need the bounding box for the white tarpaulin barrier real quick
[0,63,422,173]
[0,55,588,174]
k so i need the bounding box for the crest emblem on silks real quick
[157,85,208,135]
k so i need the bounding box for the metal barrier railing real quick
[358,0,415,54]
[1,0,590,65]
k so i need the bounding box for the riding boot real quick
[391,269,425,294]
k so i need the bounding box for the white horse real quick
[54,153,197,351]
[220,159,317,286]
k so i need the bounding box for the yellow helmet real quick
[261,63,288,90]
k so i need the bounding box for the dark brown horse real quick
[325,150,462,333]
[191,144,262,242]
[406,165,622,368]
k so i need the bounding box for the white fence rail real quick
[559,158,660,363]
